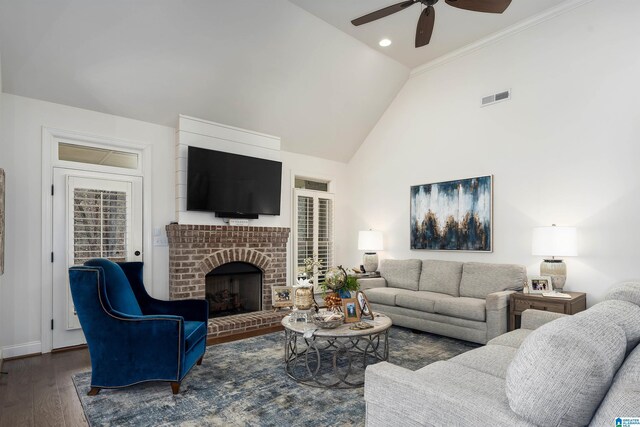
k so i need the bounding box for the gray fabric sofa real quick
[364,281,640,426]
[358,259,526,344]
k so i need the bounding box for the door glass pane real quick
[73,188,128,265]
[59,142,138,169]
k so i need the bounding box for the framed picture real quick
[272,286,294,308]
[527,276,553,294]
[355,291,374,320]
[342,298,361,323]
[410,175,493,251]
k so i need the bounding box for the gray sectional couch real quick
[358,259,526,344]
[364,281,640,426]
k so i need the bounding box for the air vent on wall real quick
[481,89,511,107]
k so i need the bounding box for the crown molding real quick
[410,0,595,78]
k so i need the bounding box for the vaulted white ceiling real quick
[291,0,568,69]
[0,0,409,162]
[0,0,572,162]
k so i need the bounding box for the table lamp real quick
[358,230,383,273]
[532,224,577,292]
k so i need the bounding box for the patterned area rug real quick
[73,326,479,426]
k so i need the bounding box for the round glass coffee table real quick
[282,314,392,388]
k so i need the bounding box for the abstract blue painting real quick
[410,175,492,251]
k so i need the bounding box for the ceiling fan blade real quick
[415,5,435,47]
[351,0,416,26]
[445,0,512,14]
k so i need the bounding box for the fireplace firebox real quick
[205,262,262,318]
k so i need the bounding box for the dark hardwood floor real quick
[0,350,91,427]
[0,328,276,426]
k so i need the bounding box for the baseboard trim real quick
[51,344,88,354]
[1,341,42,360]
[206,325,283,346]
[2,329,284,359]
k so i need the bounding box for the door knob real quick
[134,250,141,256]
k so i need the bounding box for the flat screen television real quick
[187,146,282,217]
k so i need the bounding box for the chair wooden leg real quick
[170,382,181,394]
[87,387,101,396]
[196,355,204,366]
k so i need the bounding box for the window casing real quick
[293,188,334,292]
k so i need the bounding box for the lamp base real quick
[363,253,379,273]
[540,259,567,292]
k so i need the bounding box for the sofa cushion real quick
[395,291,454,313]
[418,260,463,297]
[605,281,640,306]
[506,315,626,427]
[459,262,525,299]
[435,297,486,322]
[381,361,534,426]
[365,287,417,306]
[487,329,532,349]
[576,299,640,352]
[379,259,422,291]
[590,342,640,425]
[449,344,518,379]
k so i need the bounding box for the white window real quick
[293,186,334,291]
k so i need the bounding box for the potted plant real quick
[320,265,360,311]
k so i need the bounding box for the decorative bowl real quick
[312,312,344,329]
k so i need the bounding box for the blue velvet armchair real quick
[68,258,208,395]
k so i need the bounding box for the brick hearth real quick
[166,224,290,337]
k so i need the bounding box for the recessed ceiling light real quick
[379,38,392,47]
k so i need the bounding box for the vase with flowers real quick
[293,255,323,311]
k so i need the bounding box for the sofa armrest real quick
[358,277,387,290]
[486,290,516,311]
[485,290,516,342]
[520,309,567,330]
[142,299,209,323]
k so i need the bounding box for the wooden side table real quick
[508,292,587,331]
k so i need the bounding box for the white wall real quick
[0,93,175,356]
[345,0,640,305]
[0,93,348,356]
[0,52,4,364]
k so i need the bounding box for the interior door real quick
[52,168,143,349]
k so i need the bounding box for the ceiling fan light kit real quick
[351,0,512,48]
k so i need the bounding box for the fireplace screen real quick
[205,262,262,318]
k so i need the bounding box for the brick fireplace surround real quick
[166,224,291,340]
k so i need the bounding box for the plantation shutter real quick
[68,178,134,266]
[296,195,314,275]
[293,189,335,291]
[316,196,333,284]
[73,188,129,264]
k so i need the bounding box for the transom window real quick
[58,142,139,170]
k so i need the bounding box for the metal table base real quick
[284,326,389,389]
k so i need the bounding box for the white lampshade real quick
[358,230,383,252]
[532,225,577,257]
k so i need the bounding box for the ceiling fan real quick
[351,0,512,48]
